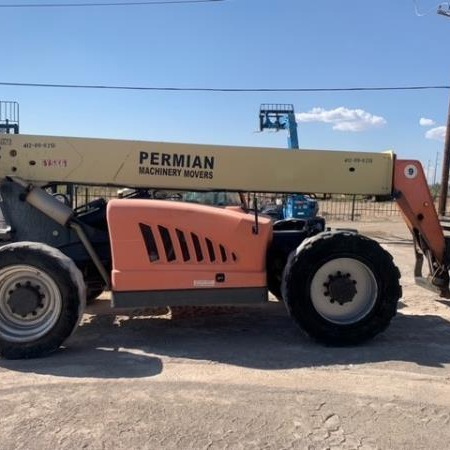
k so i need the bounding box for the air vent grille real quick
[139,223,236,264]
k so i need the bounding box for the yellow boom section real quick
[0,134,394,195]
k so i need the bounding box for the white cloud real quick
[419,117,436,127]
[425,126,446,142]
[295,107,386,132]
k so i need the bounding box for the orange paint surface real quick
[394,160,446,263]
[107,199,273,292]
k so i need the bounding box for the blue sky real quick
[1,0,449,179]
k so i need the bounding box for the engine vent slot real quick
[219,245,227,262]
[139,223,159,262]
[158,225,176,262]
[206,238,216,262]
[176,228,190,262]
[191,232,204,262]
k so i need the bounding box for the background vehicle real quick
[283,194,318,219]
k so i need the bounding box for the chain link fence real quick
[252,193,402,222]
[69,182,450,222]
[319,195,400,221]
[72,186,409,222]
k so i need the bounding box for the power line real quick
[0,0,223,8]
[0,81,449,93]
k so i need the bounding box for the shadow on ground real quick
[0,344,163,379]
[3,300,450,378]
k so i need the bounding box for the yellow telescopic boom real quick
[0,134,394,195]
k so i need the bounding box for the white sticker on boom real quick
[404,164,418,179]
[194,280,215,287]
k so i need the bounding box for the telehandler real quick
[0,133,446,359]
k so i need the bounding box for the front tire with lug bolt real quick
[281,231,402,345]
[0,242,86,359]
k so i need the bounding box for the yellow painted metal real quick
[0,134,394,195]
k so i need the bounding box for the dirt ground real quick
[2,218,450,449]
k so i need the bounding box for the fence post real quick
[351,195,356,221]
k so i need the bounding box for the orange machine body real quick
[107,199,273,305]
[394,160,446,264]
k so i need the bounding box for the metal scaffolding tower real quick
[0,101,19,134]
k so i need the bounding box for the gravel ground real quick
[1,218,450,449]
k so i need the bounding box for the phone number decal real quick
[42,159,68,168]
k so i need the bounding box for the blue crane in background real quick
[259,104,299,149]
[259,104,320,221]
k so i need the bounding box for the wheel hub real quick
[324,272,357,305]
[7,283,44,318]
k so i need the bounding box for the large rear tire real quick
[0,242,86,359]
[281,231,401,345]
[267,252,284,301]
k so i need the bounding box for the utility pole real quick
[432,152,439,187]
[438,98,450,214]
[434,152,440,185]
[437,4,450,215]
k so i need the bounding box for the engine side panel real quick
[107,199,273,293]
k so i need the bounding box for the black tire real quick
[0,242,85,359]
[267,253,284,301]
[281,231,401,345]
[273,219,307,231]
